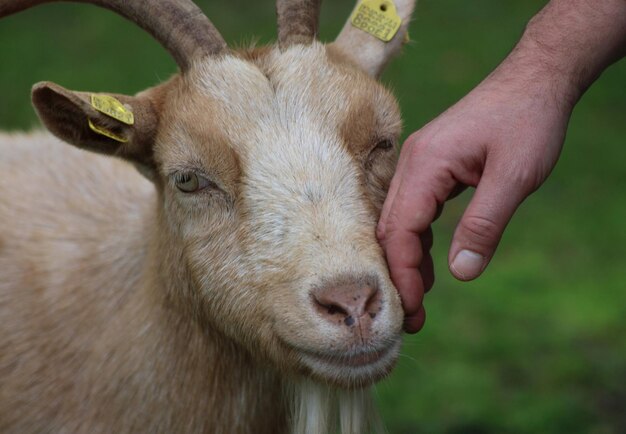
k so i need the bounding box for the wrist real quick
[512,0,626,107]
[480,0,626,114]
[480,38,580,117]
[511,30,583,109]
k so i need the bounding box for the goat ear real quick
[31,81,159,171]
[332,0,415,77]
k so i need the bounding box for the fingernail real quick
[451,250,484,280]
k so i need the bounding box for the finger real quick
[378,132,419,239]
[420,252,434,293]
[404,304,426,334]
[449,167,527,281]
[419,228,435,292]
[381,134,468,239]
[421,226,433,251]
[447,183,468,201]
[381,143,458,241]
[383,225,425,316]
[433,203,444,222]
[379,154,457,305]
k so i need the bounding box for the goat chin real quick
[287,379,383,434]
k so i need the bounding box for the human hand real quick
[377,56,578,333]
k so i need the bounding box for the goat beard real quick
[286,378,383,434]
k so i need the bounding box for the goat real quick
[0,0,416,432]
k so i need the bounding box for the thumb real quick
[449,168,528,281]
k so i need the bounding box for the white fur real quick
[289,380,383,434]
[185,47,403,368]
[181,47,404,432]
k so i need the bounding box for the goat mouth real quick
[296,339,401,385]
[304,344,394,367]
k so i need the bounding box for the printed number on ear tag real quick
[350,0,402,42]
[88,118,129,143]
[90,94,134,125]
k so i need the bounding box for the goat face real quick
[19,0,417,389]
[154,44,404,387]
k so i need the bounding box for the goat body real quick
[0,133,286,433]
[0,0,417,432]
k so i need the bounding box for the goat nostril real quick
[364,289,382,316]
[344,316,355,326]
[325,303,348,317]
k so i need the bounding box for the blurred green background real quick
[1,1,624,432]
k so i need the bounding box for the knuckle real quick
[405,133,437,159]
[510,166,536,190]
[413,139,438,158]
[384,210,403,235]
[459,214,501,246]
[405,131,424,147]
[501,160,543,194]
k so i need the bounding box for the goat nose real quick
[312,283,382,328]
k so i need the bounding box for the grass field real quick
[1,1,624,432]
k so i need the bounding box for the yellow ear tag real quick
[88,118,129,143]
[350,0,402,42]
[90,94,134,125]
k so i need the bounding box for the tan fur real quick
[0,1,417,432]
[0,133,286,433]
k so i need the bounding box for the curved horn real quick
[0,0,226,72]
[276,0,322,49]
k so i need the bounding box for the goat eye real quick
[374,139,394,151]
[367,139,395,161]
[174,172,208,193]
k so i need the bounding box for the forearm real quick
[490,0,626,108]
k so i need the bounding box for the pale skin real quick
[377,0,626,333]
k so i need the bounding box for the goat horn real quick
[0,0,227,72]
[276,0,322,49]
